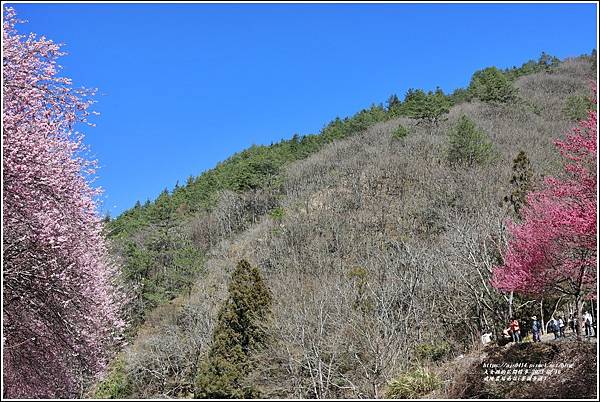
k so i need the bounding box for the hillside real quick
[95,55,597,398]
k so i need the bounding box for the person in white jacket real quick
[583,311,594,337]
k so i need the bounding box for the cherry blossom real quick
[3,8,123,398]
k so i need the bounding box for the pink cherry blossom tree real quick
[492,89,597,335]
[2,8,123,398]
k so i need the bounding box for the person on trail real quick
[558,316,565,338]
[568,314,575,334]
[481,331,493,345]
[501,326,511,343]
[552,318,560,339]
[547,317,560,339]
[583,311,594,337]
[532,316,542,342]
[509,318,521,343]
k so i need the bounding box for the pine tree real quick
[468,67,517,103]
[400,88,450,125]
[386,94,402,117]
[195,260,272,398]
[186,175,195,187]
[428,87,452,125]
[447,115,495,166]
[503,151,534,217]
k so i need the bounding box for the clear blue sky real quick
[7,2,597,217]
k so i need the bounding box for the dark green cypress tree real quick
[195,259,272,399]
[503,151,534,218]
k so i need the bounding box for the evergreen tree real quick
[537,51,560,72]
[447,115,495,166]
[400,88,450,125]
[428,87,452,124]
[448,87,469,105]
[186,175,195,187]
[153,188,173,224]
[503,151,534,217]
[386,94,402,117]
[195,260,272,399]
[400,88,427,118]
[468,67,517,103]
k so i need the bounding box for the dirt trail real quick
[442,341,597,399]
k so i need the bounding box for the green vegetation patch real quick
[386,367,442,399]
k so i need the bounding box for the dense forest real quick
[2,5,597,399]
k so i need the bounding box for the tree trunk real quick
[575,293,584,339]
[539,299,545,335]
[550,297,563,320]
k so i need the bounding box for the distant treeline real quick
[106,51,571,240]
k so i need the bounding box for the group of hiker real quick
[488,311,596,345]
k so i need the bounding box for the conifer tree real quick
[468,66,517,103]
[447,115,495,166]
[503,151,534,217]
[386,94,402,117]
[195,260,272,398]
[400,88,450,125]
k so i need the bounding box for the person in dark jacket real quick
[558,316,566,338]
[532,316,542,342]
[568,314,575,333]
[547,317,560,339]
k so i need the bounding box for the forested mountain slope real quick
[96,55,596,398]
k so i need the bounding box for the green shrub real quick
[448,115,495,166]
[93,355,131,398]
[269,206,285,220]
[415,341,451,362]
[391,125,410,140]
[386,367,442,399]
[563,94,595,121]
[468,67,517,103]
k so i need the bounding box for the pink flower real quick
[3,8,124,398]
[492,90,597,301]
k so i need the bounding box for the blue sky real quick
[7,2,597,217]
